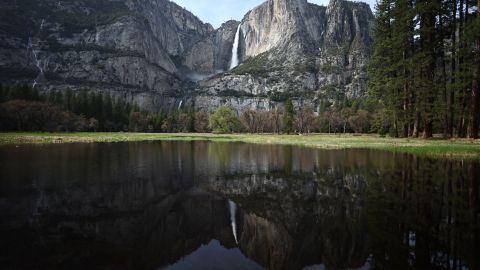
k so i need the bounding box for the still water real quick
[0,141,479,270]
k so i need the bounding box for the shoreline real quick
[1,132,480,160]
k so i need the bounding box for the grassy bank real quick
[1,132,480,159]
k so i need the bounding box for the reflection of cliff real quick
[204,172,369,270]
[0,145,371,270]
[239,210,368,270]
[1,142,479,270]
[1,187,240,269]
[1,175,368,270]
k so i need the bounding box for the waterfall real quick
[178,100,183,110]
[29,18,46,89]
[228,200,238,244]
[229,25,241,70]
[28,38,44,89]
[29,38,46,89]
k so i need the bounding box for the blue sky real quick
[171,0,376,29]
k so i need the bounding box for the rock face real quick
[0,0,238,110]
[240,0,326,58]
[195,0,373,113]
[0,0,373,112]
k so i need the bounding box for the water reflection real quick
[0,141,478,270]
[229,200,239,245]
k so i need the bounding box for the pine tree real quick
[447,0,458,137]
[86,92,96,118]
[103,93,113,123]
[456,0,470,137]
[283,99,295,134]
[75,90,89,116]
[64,89,73,112]
[369,0,400,136]
[438,0,450,137]
[418,0,439,138]
[54,91,64,105]
[20,83,32,100]
[113,96,128,130]
[132,103,140,113]
[95,93,104,120]
[0,84,4,103]
[47,91,56,104]
[392,0,415,137]
[188,111,195,132]
[2,85,9,102]
[31,86,41,101]
[468,0,480,138]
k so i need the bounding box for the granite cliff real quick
[0,0,373,112]
[195,0,373,113]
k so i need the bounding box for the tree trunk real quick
[414,111,420,138]
[404,53,411,138]
[439,13,449,138]
[421,2,436,139]
[449,0,457,137]
[424,120,433,138]
[410,85,416,137]
[458,0,466,137]
[468,0,480,139]
[470,66,480,139]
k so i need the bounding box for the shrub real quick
[231,53,270,77]
[194,112,210,133]
[348,110,370,133]
[208,106,241,134]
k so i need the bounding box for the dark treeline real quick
[369,0,480,138]
[0,84,132,132]
[0,84,375,134]
[0,84,203,133]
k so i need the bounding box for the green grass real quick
[1,133,480,160]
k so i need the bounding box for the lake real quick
[0,141,479,270]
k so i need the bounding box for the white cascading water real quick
[228,200,239,244]
[229,25,241,70]
[178,100,183,110]
[29,18,46,88]
[29,38,44,89]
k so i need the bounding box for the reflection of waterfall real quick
[229,200,238,244]
[229,25,241,70]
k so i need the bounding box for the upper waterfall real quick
[229,25,241,70]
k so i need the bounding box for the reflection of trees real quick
[2,142,479,270]
[365,155,480,270]
[204,148,480,270]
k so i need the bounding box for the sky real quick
[171,0,376,29]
